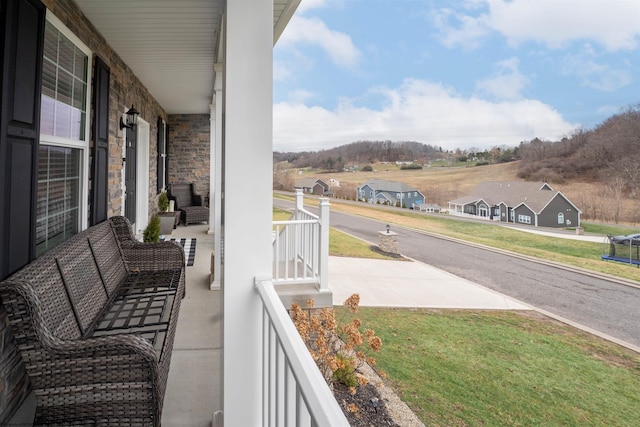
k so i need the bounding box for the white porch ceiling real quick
[74,0,299,115]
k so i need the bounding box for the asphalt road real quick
[275,198,640,349]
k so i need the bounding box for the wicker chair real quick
[169,183,209,225]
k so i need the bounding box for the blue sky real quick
[273,0,640,152]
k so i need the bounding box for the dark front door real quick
[124,126,137,224]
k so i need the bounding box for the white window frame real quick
[518,214,531,224]
[558,212,564,224]
[41,12,92,234]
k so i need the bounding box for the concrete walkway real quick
[161,224,221,427]
[502,225,607,243]
[329,256,529,310]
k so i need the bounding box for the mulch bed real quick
[333,382,399,426]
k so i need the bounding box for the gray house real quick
[357,179,425,208]
[448,181,581,228]
[295,178,331,195]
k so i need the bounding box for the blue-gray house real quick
[357,179,425,208]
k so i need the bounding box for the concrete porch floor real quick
[161,222,222,426]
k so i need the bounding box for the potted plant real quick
[143,215,161,242]
[157,192,175,235]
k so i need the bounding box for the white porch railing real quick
[255,277,349,427]
[273,190,329,291]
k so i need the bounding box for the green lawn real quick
[340,307,640,426]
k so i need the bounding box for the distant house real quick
[295,178,331,196]
[357,179,425,208]
[415,203,442,213]
[448,181,581,228]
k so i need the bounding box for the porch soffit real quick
[74,0,300,115]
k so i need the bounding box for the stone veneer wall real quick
[167,114,211,199]
[42,0,169,219]
[1,0,171,421]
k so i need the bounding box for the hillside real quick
[274,140,520,171]
[517,105,640,188]
[275,103,640,224]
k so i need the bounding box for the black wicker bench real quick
[0,216,185,426]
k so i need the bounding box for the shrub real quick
[400,164,422,170]
[291,294,382,392]
[362,165,373,171]
[158,192,169,212]
[143,215,161,242]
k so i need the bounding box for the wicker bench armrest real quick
[193,194,204,206]
[119,240,186,271]
[47,333,158,360]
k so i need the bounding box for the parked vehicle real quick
[610,233,640,246]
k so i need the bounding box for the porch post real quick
[318,198,330,292]
[295,188,304,218]
[208,101,215,234]
[223,1,272,425]
[210,64,223,289]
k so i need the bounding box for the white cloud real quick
[475,57,530,100]
[433,0,640,51]
[273,78,575,152]
[561,45,632,91]
[277,15,361,69]
[431,7,490,50]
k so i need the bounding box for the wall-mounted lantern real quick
[119,104,140,130]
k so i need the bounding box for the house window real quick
[558,212,564,224]
[37,16,91,256]
[36,146,81,255]
[518,214,531,224]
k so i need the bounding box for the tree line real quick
[517,104,640,198]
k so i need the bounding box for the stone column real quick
[378,230,399,255]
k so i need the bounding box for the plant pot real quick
[158,213,175,235]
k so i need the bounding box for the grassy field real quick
[338,307,640,426]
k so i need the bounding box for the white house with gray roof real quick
[448,181,581,228]
[357,179,425,208]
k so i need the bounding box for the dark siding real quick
[538,194,579,228]
[499,203,508,222]
[514,205,535,225]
